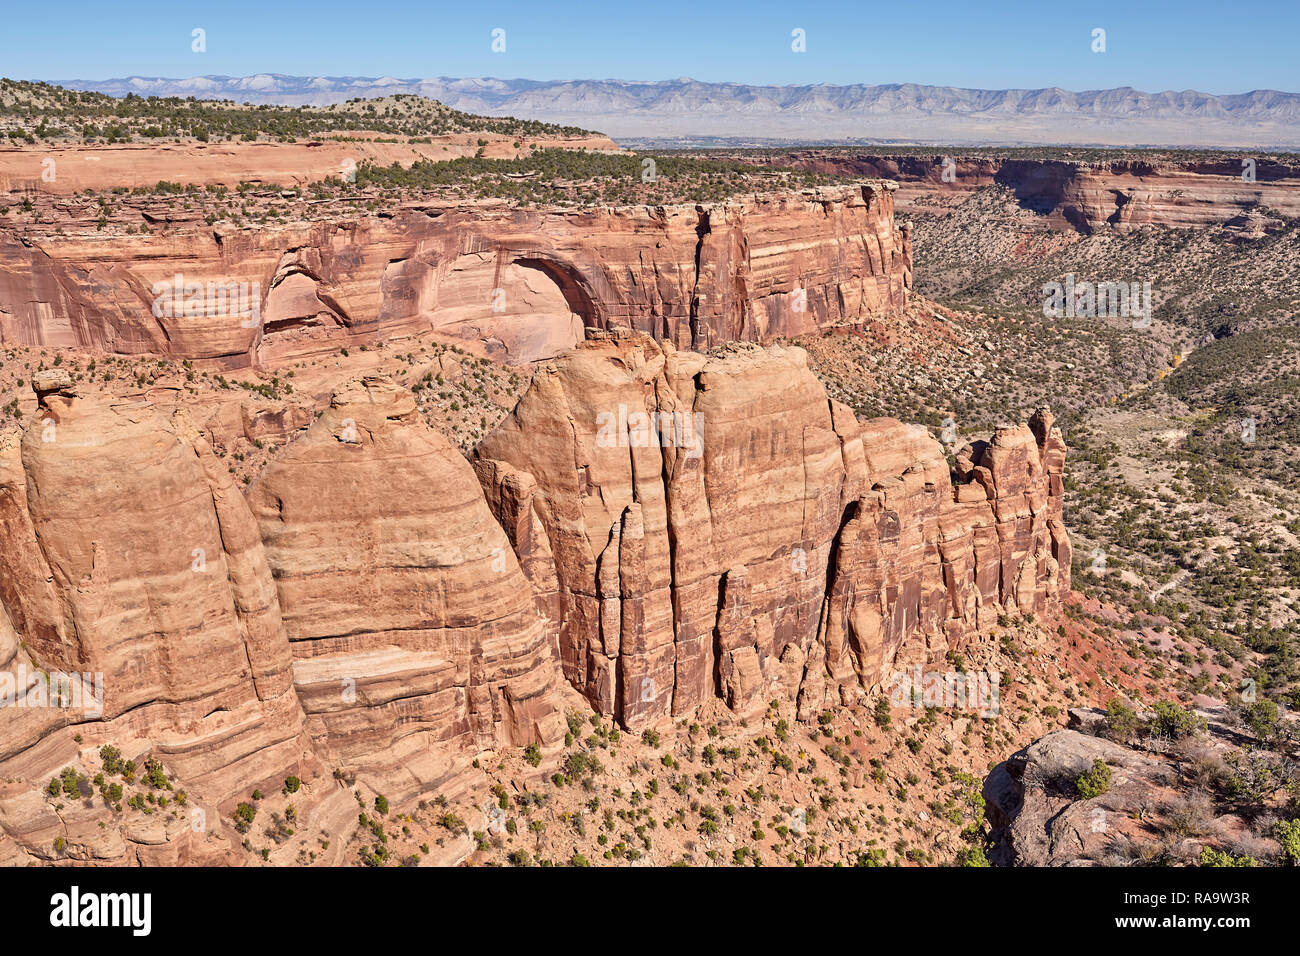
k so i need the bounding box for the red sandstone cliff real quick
[0,182,909,367]
[245,376,568,803]
[475,332,1070,729]
[0,372,354,864]
[0,335,1070,862]
[750,152,1300,233]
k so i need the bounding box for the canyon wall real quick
[0,372,354,864]
[0,371,569,863]
[0,134,622,196]
[754,152,1300,233]
[0,182,910,367]
[245,376,568,799]
[475,332,1071,729]
[0,333,1069,863]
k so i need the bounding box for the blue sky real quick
[5,0,1297,94]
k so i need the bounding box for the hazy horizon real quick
[44,74,1300,98]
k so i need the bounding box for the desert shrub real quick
[98,745,125,776]
[1274,819,1300,866]
[1219,750,1282,806]
[1101,699,1141,743]
[1240,699,1280,740]
[1162,793,1214,837]
[1150,700,1205,740]
[1199,846,1257,867]
[873,698,892,729]
[142,756,169,789]
[1075,759,1113,799]
[955,846,990,867]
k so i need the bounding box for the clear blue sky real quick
[4,0,1296,94]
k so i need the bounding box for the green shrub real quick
[873,698,892,729]
[1199,846,1257,867]
[1102,699,1140,742]
[1150,700,1205,739]
[1075,759,1112,799]
[98,744,124,775]
[955,846,990,867]
[439,813,467,835]
[1241,700,1279,740]
[1274,819,1300,866]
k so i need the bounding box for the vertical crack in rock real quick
[0,372,359,864]
[475,332,1070,731]
[1,182,910,367]
[689,207,711,349]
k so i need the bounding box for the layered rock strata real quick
[755,152,1300,233]
[0,183,909,366]
[0,333,1070,862]
[475,333,1070,728]
[0,372,566,862]
[245,376,568,801]
[0,373,338,863]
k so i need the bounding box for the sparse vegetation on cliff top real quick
[0,79,591,144]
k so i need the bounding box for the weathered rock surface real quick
[0,183,909,367]
[983,730,1175,866]
[761,153,1300,233]
[0,134,621,196]
[246,376,567,802]
[0,381,349,864]
[475,332,1069,728]
[0,332,1073,863]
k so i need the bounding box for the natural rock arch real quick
[428,249,606,363]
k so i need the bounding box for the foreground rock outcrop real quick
[475,332,1070,728]
[984,709,1287,866]
[983,730,1172,866]
[0,182,909,367]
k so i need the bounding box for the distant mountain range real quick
[55,75,1300,148]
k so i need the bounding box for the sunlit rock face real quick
[475,333,1069,729]
[0,182,910,366]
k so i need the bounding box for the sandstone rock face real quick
[475,332,1069,728]
[246,377,567,802]
[0,331,1073,864]
[763,152,1300,233]
[0,370,570,862]
[0,383,346,864]
[0,183,909,367]
[0,135,621,197]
